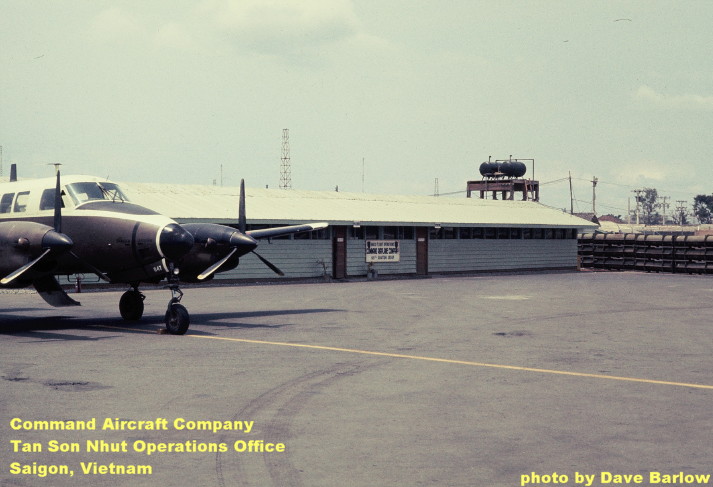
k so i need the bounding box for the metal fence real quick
[578,233,713,274]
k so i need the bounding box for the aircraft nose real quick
[159,224,195,260]
[42,230,74,253]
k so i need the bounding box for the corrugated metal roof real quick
[121,181,598,229]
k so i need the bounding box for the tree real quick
[633,188,661,225]
[693,195,713,224]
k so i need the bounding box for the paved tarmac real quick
[1,271,712,487]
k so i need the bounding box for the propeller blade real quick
[252,251,284,276]
[0,249,52,285]
[53,167,62,233]
[197,248,238,281]
[0,229,74,285]
[239,179,247,234]
[69,251,111,282]
[33,274,80,307]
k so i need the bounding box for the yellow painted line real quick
[188,335,713,391]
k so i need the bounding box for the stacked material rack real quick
[578,233,713,274]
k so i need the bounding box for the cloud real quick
[197,0,362,57]
[634,85,713,110]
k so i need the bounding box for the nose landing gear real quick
[164,264,190,335]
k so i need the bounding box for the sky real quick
[2,1,712,217]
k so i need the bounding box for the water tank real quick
[479,160,527,178]
[479,162,498,178]
[501,161,527,178]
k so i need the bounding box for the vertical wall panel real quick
[428,239,577,272]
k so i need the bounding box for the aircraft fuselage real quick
[0,175,192,286]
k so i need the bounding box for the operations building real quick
[122,182,598,281]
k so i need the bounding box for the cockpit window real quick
[65,182,130,206]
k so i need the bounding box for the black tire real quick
[165,304,190,335]
[119,290,144,321]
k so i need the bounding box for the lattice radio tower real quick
[280,128,292,189]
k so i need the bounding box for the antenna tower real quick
[280,128,292,189]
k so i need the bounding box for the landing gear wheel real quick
[119,290,145,321]
[165,302,190,335]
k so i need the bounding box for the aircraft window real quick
[14,191,30,213]
[39,188,67,210]
[65,182,130,205]
[0,193,13,213]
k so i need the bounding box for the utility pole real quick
[591,176,598,214]
[661,196,669,225]
[280,129,292,190]
[568,172,573,214]
[676,200,687,226]
[434,178,439,197]
[632,189,643,225]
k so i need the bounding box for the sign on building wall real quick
[366,240,400,262]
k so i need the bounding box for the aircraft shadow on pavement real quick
[0,308,341,337]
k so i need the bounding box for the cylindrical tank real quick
[479,160,527,178]
[500,161,526,178]
[479,162,498,177]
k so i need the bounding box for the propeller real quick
[0,167,75,286]
[194,180,284,280]
[0,233,73,285]
[238,179,284,276]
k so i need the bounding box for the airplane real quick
[0,165,328,334]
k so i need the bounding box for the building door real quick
[332,226,347,279]
[416,227,428,275]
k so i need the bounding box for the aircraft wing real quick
[246,222,329,240]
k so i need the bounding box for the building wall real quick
[213,233,576,281]
[428,239,578,272]
[216,240,333,280]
